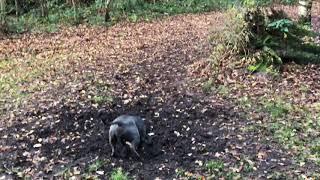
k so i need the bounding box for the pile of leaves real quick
[210,6,320,82]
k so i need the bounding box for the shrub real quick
[210,6,320,83]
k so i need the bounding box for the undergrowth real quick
[238,95,320,167]
[4,0,233,33]
[210,6,320,83]
[3,0,299,33]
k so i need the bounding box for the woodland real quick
[0,0,320,179]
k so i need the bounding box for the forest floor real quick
[1,5,320,179]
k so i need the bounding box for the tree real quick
[105,0,112,22]
[71,0,78,21]
[15,0,19,16]
[66,0,72,6]
[40,0,48,17]
[64,0,78,21]
[298,0,313,22]
[0,0,5,25]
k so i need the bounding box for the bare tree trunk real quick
[298,0,313,22]
[0,0,6,25]
[71,0,77,21]
[40,0,48,18]
[66,0,72,6]
[15,0,19,16]
[104,0,112,22]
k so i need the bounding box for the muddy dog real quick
[109,115,149,158]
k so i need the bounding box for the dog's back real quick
[109,115,145,157]
[112,115,136,125]
[132,117,148,144]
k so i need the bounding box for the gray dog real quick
[109,115,149,158]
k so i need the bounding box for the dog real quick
[109,115,149,158]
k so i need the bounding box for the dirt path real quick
[1,9,319,179]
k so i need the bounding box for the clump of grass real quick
[210,7,252,81]
[216,85,230,96]
[262,99,291,119]
[202,79,214,93]
[110,168,129,180]
[88,160,105,173]
[206,160,224,173]
[92,95,113,104]
[175,168,185,178]
[241,159,255,173]
[238,96,252,108]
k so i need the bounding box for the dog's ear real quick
[97,108,110,125]
[97,109,122,126]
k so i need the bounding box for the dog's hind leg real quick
[109,130,117,157]
[125,141,140,158]
[110,140,116,157]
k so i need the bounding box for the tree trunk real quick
[105,0,112,9]
[104,0,112,22]
[15,0,19,16]
[71,0,77,21]
[40,0,48,17]
[298,0,313,22]
[66,0,72,6]
[0,0,5,25]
